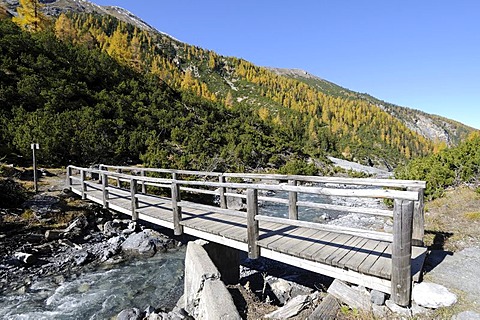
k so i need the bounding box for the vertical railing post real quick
[247,188,260,259]
[219,175,227,209]
[288,179,298,220]
[80,169,86,199]
[391,199,414,307]
[131,178,138,221]
[409,187,425,247]
[102,172,109,209]
[116,168,121,188]
[66,166,72,188]
[141,169,146,194]
[171,172,183,235]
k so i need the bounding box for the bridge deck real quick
[70,182,426,293]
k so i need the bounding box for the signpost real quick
[31,143,39,193]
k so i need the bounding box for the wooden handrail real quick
[97,164,426,188]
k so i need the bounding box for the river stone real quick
[412,282,457,308]
[121,229,169,257]
[370,289,387,305]
[116,307,143,320]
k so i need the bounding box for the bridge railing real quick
[95,164,425,245]
[66,164,425,307]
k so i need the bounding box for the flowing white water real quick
[0,249,185,320]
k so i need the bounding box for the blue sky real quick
[94,0,480,129]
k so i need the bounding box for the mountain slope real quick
[2,0,477,171]
[268,67,475,146]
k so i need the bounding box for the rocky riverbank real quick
[0,188,179,294]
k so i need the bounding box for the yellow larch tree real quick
[12,0,49,32]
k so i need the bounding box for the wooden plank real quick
[281,228,321,254]
[222,172,425,189]
[284,229,330,255]
[260,247,392,294]
[357,242,389,274]
[260,225,301,250]
[178,201,247,219]
[177,180,420,201]
[312,234,353,264]
[255,215,393,242]
[378,244,394,279]
[364,243,391,278]
[325,236,367,267]
[296,201,393,217]
[297,232,343,261]
[100,165,424,189]
[308,294,340,320]
[338,238,378,270]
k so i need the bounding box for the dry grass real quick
[423,186,480,251]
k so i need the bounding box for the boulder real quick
[412,282,457,308]
[116,307,143,320]
[121,229,170,257]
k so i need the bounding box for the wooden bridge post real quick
[102,172,109,209]
[247,188,260,259]
[130,178,139,221]
[409,187,425,247]
[116,168,121,188]
[80,169,86,199]
[66,166,72,188]
[219,175,227,209]
[391,199,414,307]
[288,179,298,220]
[98,165,104,184]
[171,173,183,235]
[141,169,146,194]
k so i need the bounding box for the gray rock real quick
[452,311,480,320]
[116,307,143,320]
[385,299,412,317]
[102,220,118,237]
[73,250,89,266]
[370,289,386,306]
[45,229,64,241]
[412,282,457,308]
[266,276,312,305]
[265,293,315,319]
[121,229,170,257]
[13,252,36,265]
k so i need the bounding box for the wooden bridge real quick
[66,165,427,307]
